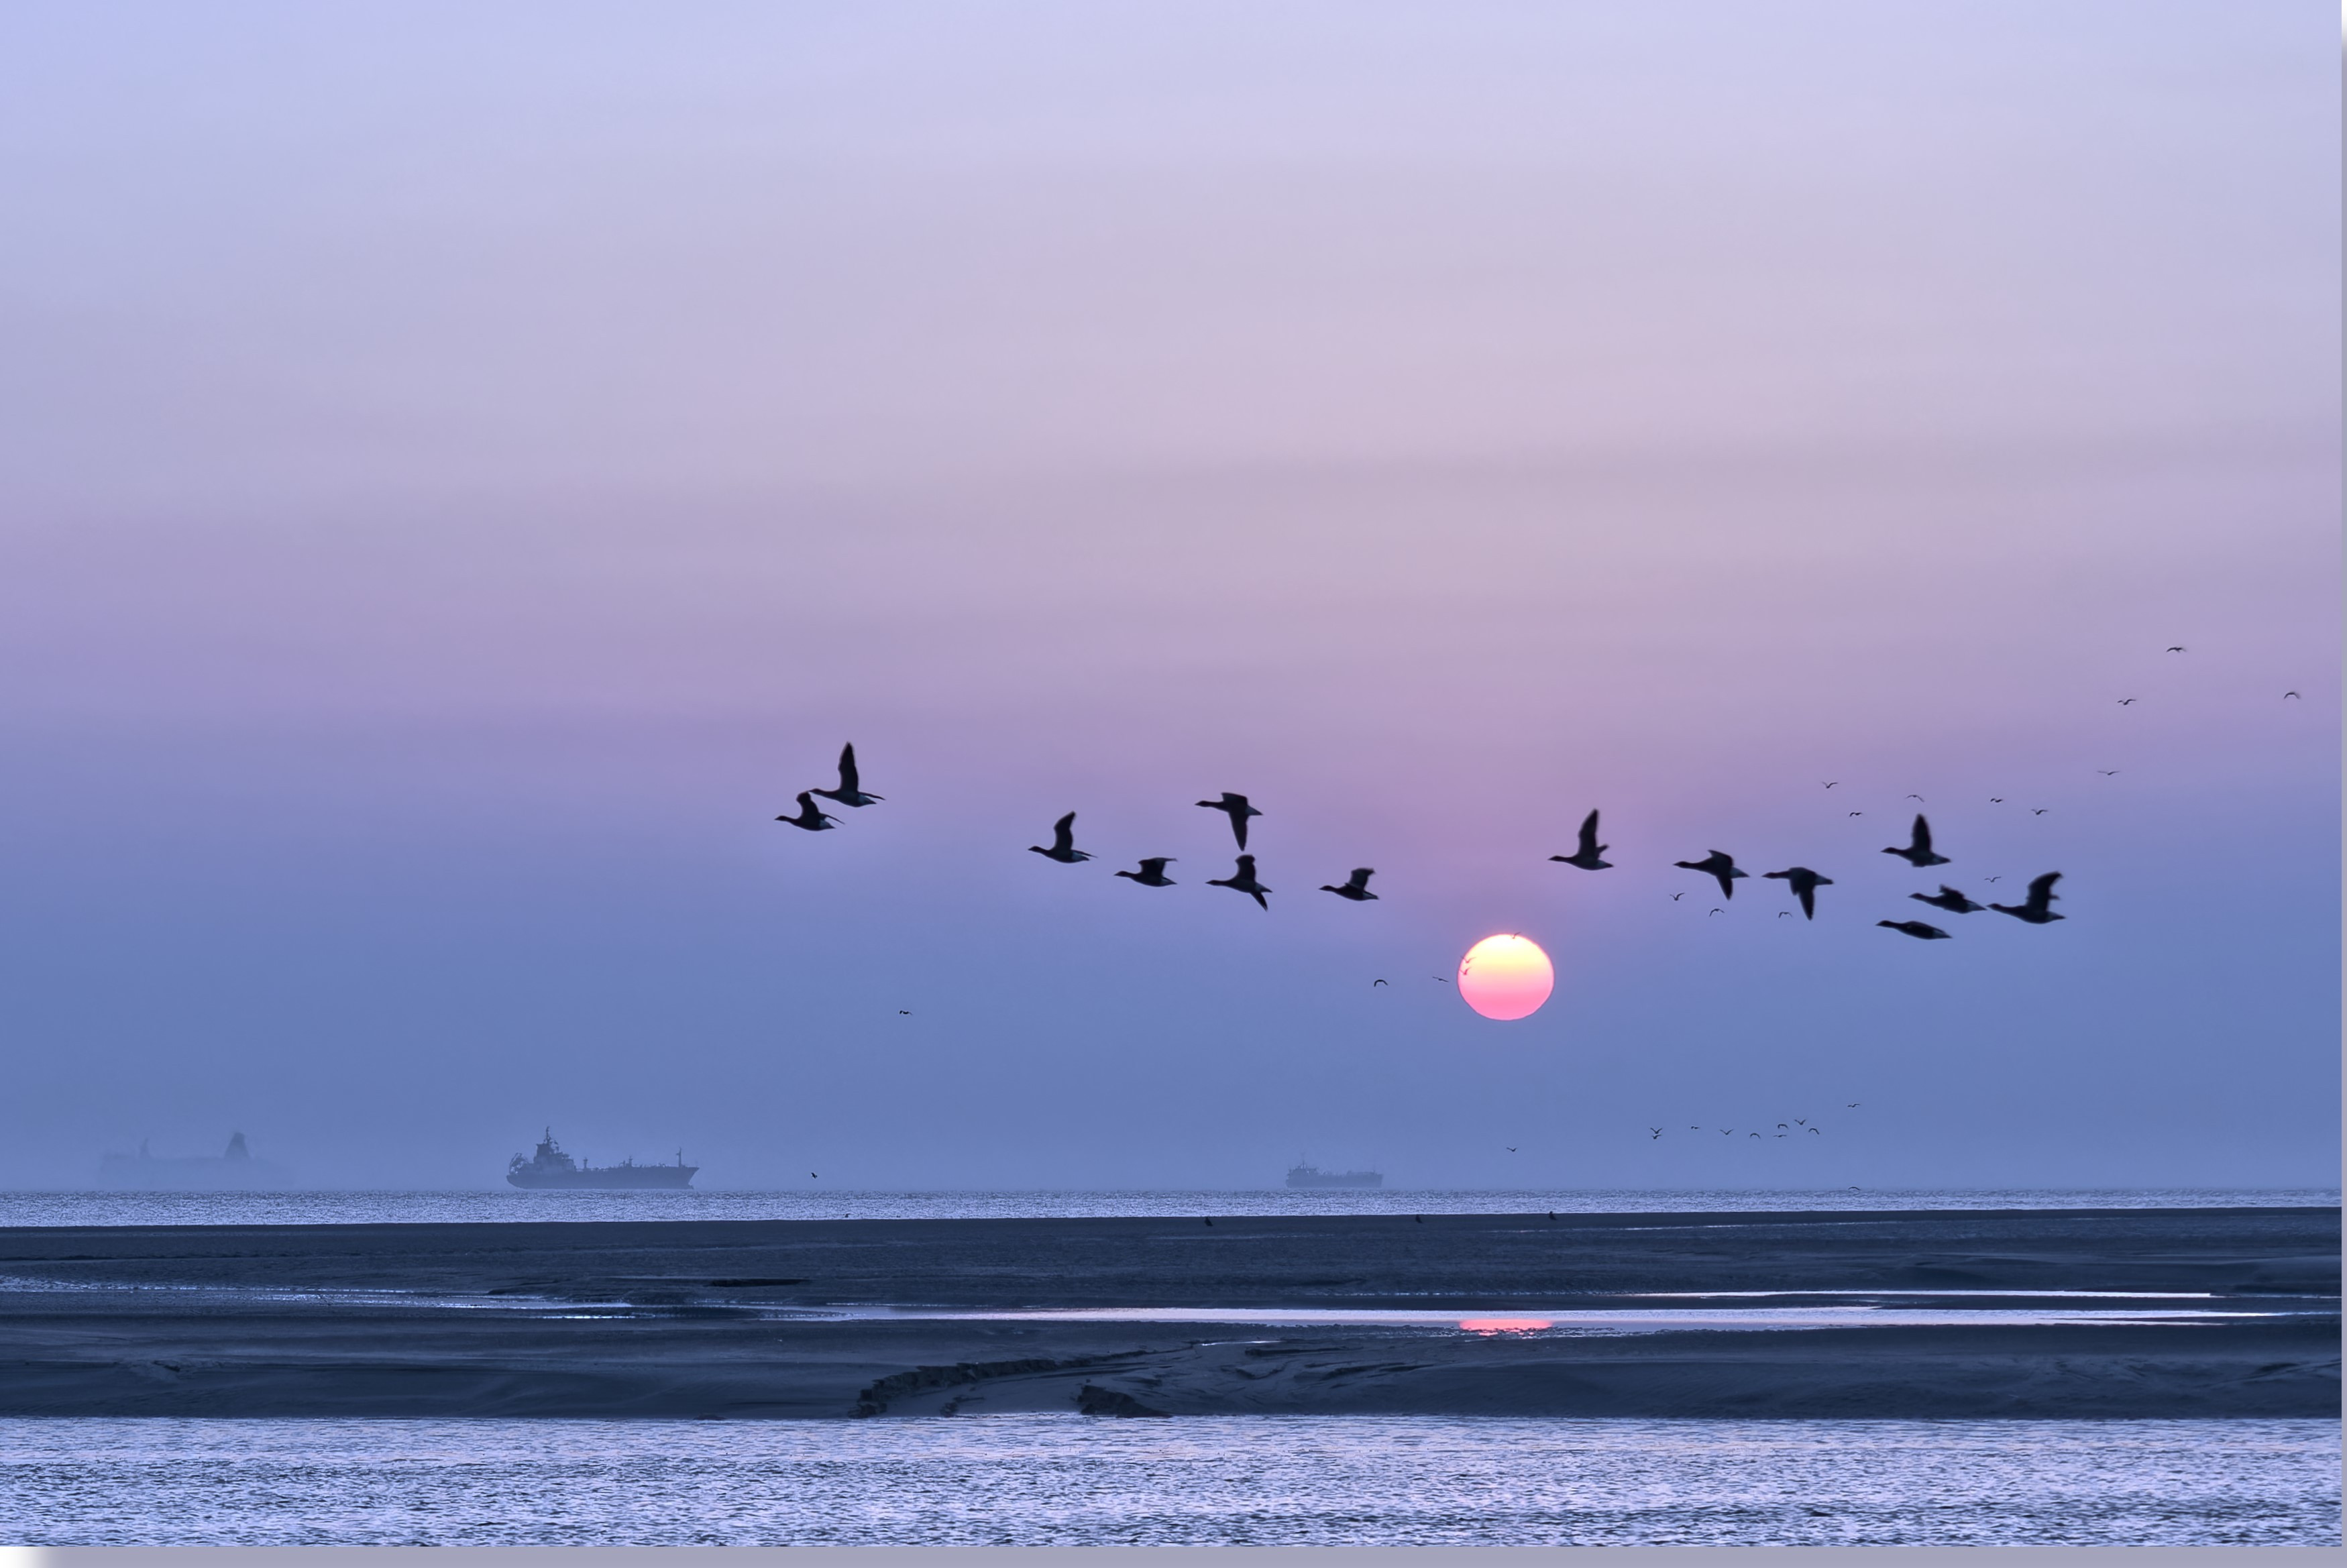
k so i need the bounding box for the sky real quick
[0,2,2336,1190]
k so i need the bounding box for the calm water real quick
[1,1416,2332,1547]
[3,1187,2334,1227]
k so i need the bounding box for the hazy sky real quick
[0,2,2336,1188]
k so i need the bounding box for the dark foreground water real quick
[5,1186,2335,1227]
[2,1416,2333,1547]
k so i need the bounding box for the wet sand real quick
[0,1206,2332,1418]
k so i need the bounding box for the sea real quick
[1,1416,2333,1547]
[3,1185,2335,1228]
[4,1187,2335,1548]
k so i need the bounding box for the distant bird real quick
[1196,793,1262,849]
[1822,781,1839,789]
[1808,1127,1820,1135]
[1675,850,1748,899]
[775,791,840,832]
[1911,885,1985,915]
[2285,691,2301,699]
[1877,919,1951,940]
[1549,810,1613,871]
[1883,814,1950,868]
[897,1009,911,1015]
[2096,769,2120,777]
[1670,891,1686,901]
[1321,867,1378,901]
[1372,978,1388,987]
[1776,1123,1788,1129]
[1708,907,1724,916]
[811,743,882,807]
[1905,793,1925,802]
[1985,876,2002,883]
[1114,856,1177,887]
[1719,1129,1733,1136]
[1848,811,1863,817]
[1778,911,1793,919]
[2030,809,2049,816]
[1649,1128,1663,1138]
[1206,854,1271,909]
[810,1172,818,1179]
[1847,1103,1860,1108]
[1028,811,1093,863]
[1792,1118,1805,1126]
[2117,697,2137,706]
[1749,1132,1761,1139]
[1505,1146,1517,1153]
[1989,797,2004,803]
[2166,646,2185,653]
[1989,871,2065,925]
[1433,974,1448,983]
[1763,866,1833,919]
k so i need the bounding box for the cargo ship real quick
[97,1131,292,1190]
[1285,1163,1382,1189]
[506,1129,696,1190]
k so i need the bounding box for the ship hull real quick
[1286,1170,1382,1189]
[508,1166,696,1190]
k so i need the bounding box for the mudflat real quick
[0,1206,2333,1419]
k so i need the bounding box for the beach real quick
[0,1205,2332,1420]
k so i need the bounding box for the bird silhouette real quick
[1989,797,2004,803]
[1708,907,1724,916]
[1883,815,1950,868]
[1196,793,1262,849]
[1778,911,1794,918]
[1749,1132,1761,1139]
[1321,867,1378,901]
[2166,646,2186,653]
[775,791,840,832]
[1549,809,1613,870]
[1906,793,1926,802]
[1847,1103,1860,1108]
[1505,1146,1517,1153]
[1877,919,1951,940]
[1911,885,1986,915]
[1113,856,1177,887]
[1719,1129,1733,1135]
[2285,691,2302,699]
[1989,871,2065,925]
[1848,810,1863,817]
[1028,811,1093,863]
[1206,853,1272,909]
[1675,850,1749,899]
[1763,866,1833,919]
[2030,808,2049,816]
[811,743,882,807]
[1433,974,1448,982]
[2096,769,2120,777]
[1985,876,2002,883]
[2117,697,2138,706]
[1822,781,1839,789]
[1793,1118,1806,1125]
[897,1009,911,1015]
[1808,1127,1820,1135]
[1669,891,1686,901]
[1372,978,1388,987]
[1649,1127,1663,1138]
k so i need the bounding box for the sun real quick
[1458,934,1553,1021]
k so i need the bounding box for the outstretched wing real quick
[1349,867,1374,891]
[1911,814,1932,854]
[836,743,860,794]
[1052,812,1077,854]
[1578,809,1600,853]
[2027,871,2062,910]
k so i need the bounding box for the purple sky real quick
[0,2,2335,1188]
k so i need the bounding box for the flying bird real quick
[1321,867,1378,901]
[1205,853,1272,909]
[1985,876,2002,883]
[1675,850,1749,899]
[1505,1146,1517,1153]
[1669,891,1686,901]
[2166,646,2185,653]
[1877,919,1952,940]
[1763,866,1834,919]
[1196,793,1262,849]
[1778,911,1793,918]
[1989,797,2004,803]
[1808,1127,1820,1135]
[1989,871,2065,925]
[1905,793,1925,802]
[1910,885,1986,915]
[1113,856,1177,887]
[1822,781,1839,789]
[2097,769,2120,777]
[1372,978,1388,987]
[1883,815,1950,868]
[1848,811,1863,817]
[2030,809,2049,816]
[811,743,882,807]
[2117,697,2137,706]
[1549,810,1613,870]
[897,1009,911,1015]
[775,791,840,832]
[2285,691,2301,699]
[1028,811,1093,863]
[1649,1128,1663,1138]
[1708,907,1725,916]
[1847,1103,1860,1108]
[1792,1118,1805,1125]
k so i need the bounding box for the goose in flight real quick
[1113,856,1177,887]
[1989,871,2065,925]
[1028,812,1093,863]
[2285,691,2301,699]
[2166,645,2186,653]
[1762,866,1833,920]
[1911,885,1986,915]
[1549,810,1613,870]
[1207,853,1272,909]
[1649,1127,1663,1138]
[811,743,882,807]
[775,791,839,832]
[1883,814,1951,868]
[1674,850,1749,899]
[1372,978,1388,987]
[1196,793,1262,849]
[1877,919,1952,940]
[2117,697,2138,706]
[1321,867,1378,901]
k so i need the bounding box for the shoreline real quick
[0,1206,2332,1420]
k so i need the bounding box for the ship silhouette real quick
[97,1131,293,1190]
[506,1129,696,1190]
[1286,1160,1381,1190]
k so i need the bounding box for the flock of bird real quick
[775,746,2060,943]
